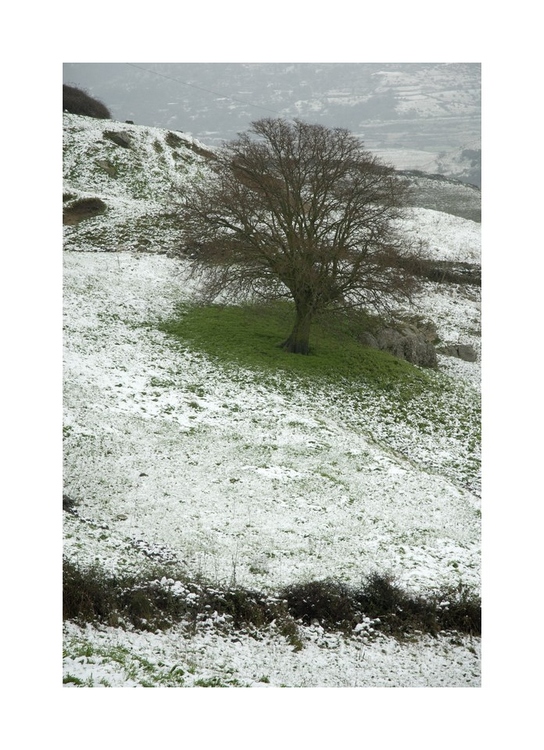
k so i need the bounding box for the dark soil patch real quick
[63,197,107,225]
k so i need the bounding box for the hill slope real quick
[62,115,481,687]
[63,112,481,249]
[63,113,215,253]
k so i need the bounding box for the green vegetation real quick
[63,674,86,686]
[158,301,480,492]
[159,302,429,393]
[193,676,243,687]
[63,630,189,687]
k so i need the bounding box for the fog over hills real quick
[63,62,481,186]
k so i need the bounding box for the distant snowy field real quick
[401,207,481,263]
[373,148,443,171]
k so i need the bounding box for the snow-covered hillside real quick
[63,113,214,253]
[63,115,481,687]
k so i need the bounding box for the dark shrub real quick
[282,579,356,629]
[282,574,481,638]
[63,559,480,640]
[354,574,481,637]
[63,84,111,119]
[63,559,118,624]
[395,254,481,286]
[205,588,277,629]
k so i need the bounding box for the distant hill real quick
[399,171,481,222]
[63,113,480,260]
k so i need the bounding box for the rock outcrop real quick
[359,323,438,369]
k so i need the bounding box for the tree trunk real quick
[281,305,313,354]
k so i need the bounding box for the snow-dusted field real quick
[63,617,479,688]
[62,111,481,687]
[63,248,480,687]
[63,252,480,591]
[400,206,481,263]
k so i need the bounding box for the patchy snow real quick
[62,114,481,687]
[63,251,480,593]
[63,619,480,688]
[63,249,480,687]
[401,207,481,263]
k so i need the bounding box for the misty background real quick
[63,62,481,186]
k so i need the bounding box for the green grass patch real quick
[159,302,429,396]
[156,301,480,492]
[63,674,86,686]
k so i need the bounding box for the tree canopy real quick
[181,117,421,354]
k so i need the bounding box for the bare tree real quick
[181,117,421,354]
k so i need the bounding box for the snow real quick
[63,252,480,592]
[63,250,481,687]
[401,207,481,263]
[62,113,481,688]
[63,619,480,688]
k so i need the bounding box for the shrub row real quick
[396,255,481,286]
[63,559,480,642]
[283,575,480,637]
